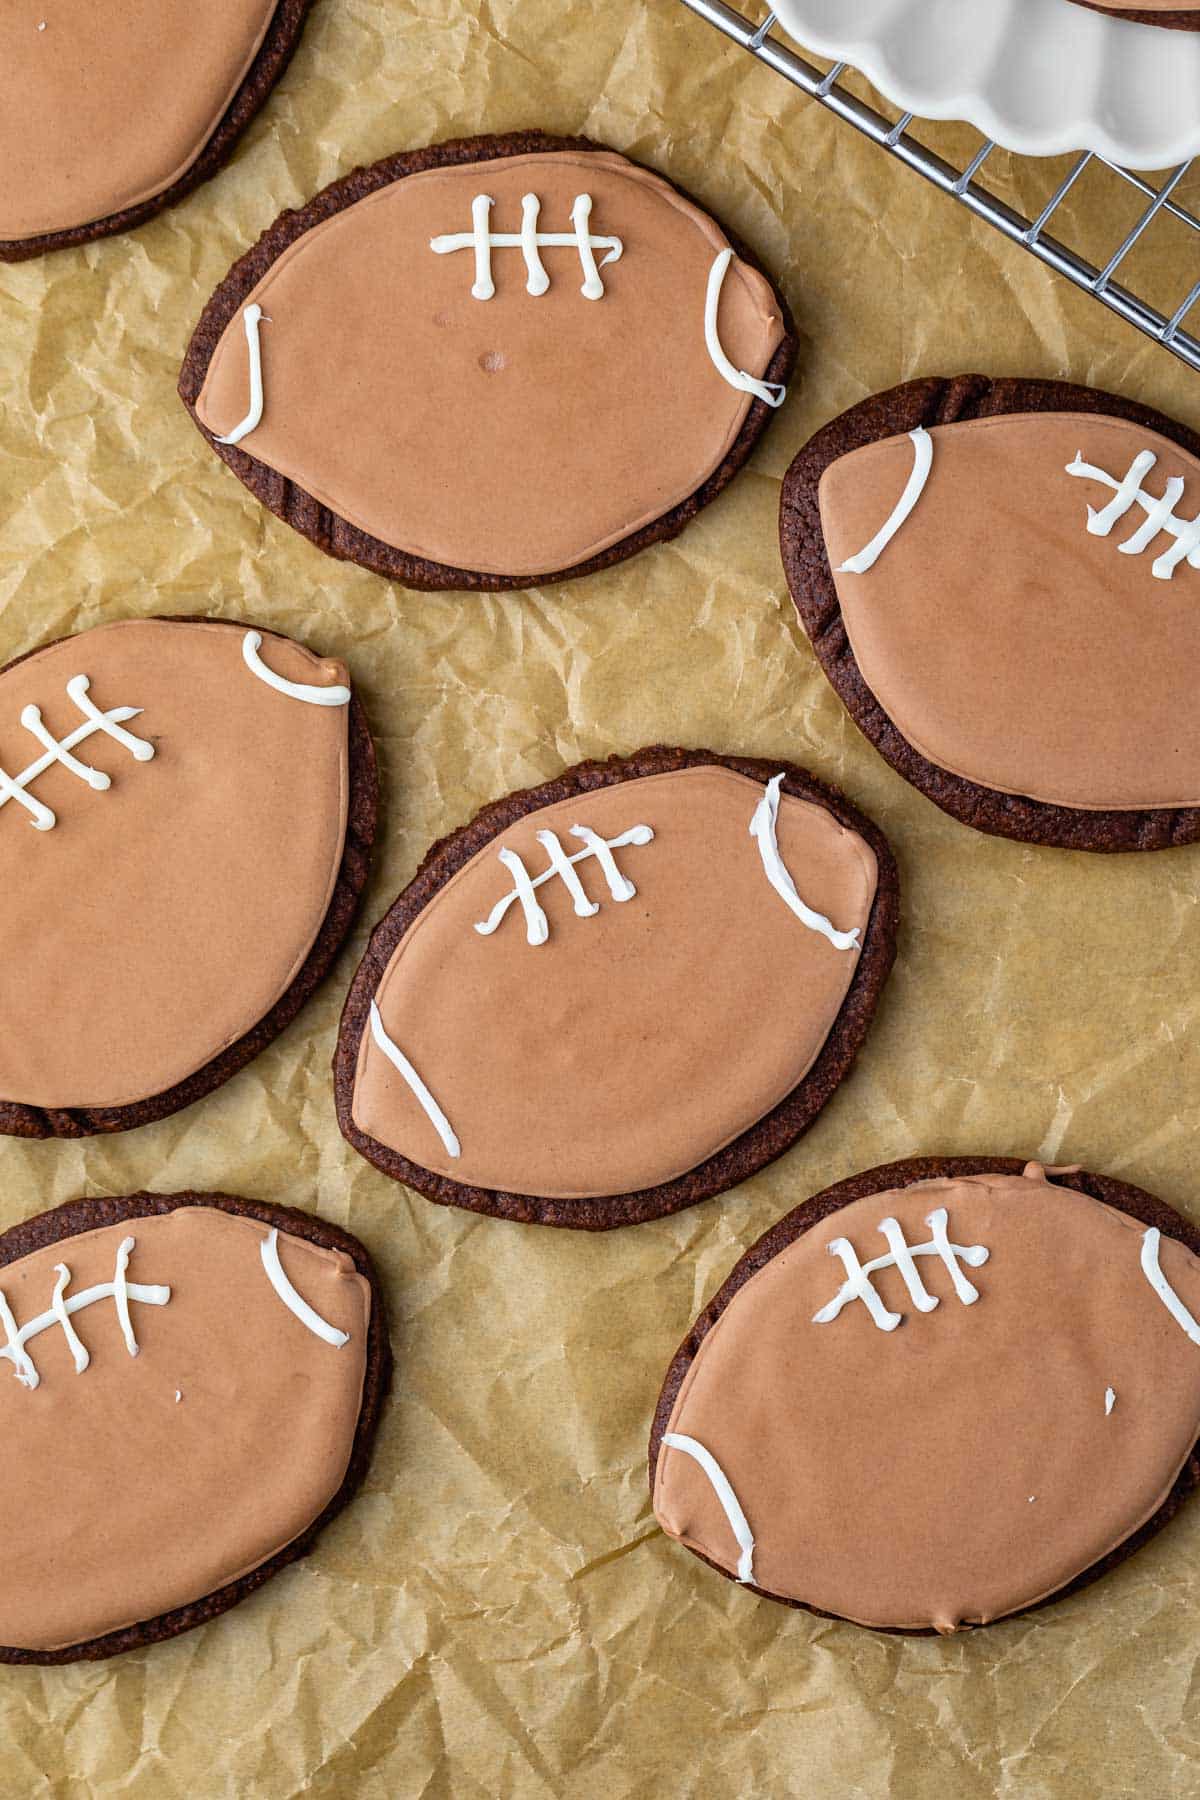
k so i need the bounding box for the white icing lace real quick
[0,1236,170,1391]
[0,674,155,832]
[430,192,623,300]
[1066,447,1200,580]
[474,823,654,946]
[813,1208,990,1333]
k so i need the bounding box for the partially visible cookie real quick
[651,1156,1200,1632]
[335,747,898,1229]
[0,1,312,261]
[0,616,376,1137]
[0,1191,389,1662]
[180,132,797,590]
[780,374,1200,851]
[1066,1,1200,26]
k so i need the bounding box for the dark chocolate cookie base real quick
[1068,2,1200,26]
[780,373,1200,852]
[178,130,798,592]
[0,1190,391,1663]
[334,745,899,1229]
[0,0,313,263]
[650,1154,1200,1632]
[0,616,377,1139]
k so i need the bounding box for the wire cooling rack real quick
[680,0,1200,374]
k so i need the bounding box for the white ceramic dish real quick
[771,0,1200,168]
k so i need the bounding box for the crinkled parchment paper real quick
[2,1,1200,1794]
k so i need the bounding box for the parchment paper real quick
[2,2,1200,1794]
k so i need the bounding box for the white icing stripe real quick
[703,249,786,410]
[430,194,623,300]
[663,1432,755,1584]
[1066,449,1200,580]
[749,774,861,953]
[836,427,934,575]
[51,1265,89,1374]
[1140,1227,1200,1344]
[369,1000,461,1158]
[260,1228,349,1348]
[520,193,549,296]
[474,824,654,946]
[216,303,267,446]
[0,1237,170,1391]
[0,675,154,832]
[814,1207,989,1333]
[242,630,351,707]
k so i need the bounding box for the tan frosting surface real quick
[0,1207,369,1652]
[655,1166,1200,1630]
[0,619,349,1109]
[0,0,278,239]
[194,151,786,577]
[819,413,1200,810]
[353,765,877,1199]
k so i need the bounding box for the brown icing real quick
[819,413,1200,811]
[654,1165,1200,1631]
[0,619,349,1109]
[194,150,786,579]
[352,765,877,1199]
[0,0,278,240]
[0,1207,368,1653]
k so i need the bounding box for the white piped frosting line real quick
[429,193,623,300]
[369,1000,461,1159]
[474,824,653,946]
[663,1432,755,1585]
[1065,448,1200,580]
[0,675,154,832]
[216,304,267,447]
[260,1229,349,1348]
[0,1237,169,1392]
[704,249,786,410]
[1140,1227,1200,1345]
[750,774,861,952]
[837,427,934,575]
[242,630,351,707]
[813,1208,989,1333]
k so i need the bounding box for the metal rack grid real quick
[680,0,1200,374]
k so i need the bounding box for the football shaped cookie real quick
[335,748,897,1228]
[781,375,1200,850]
[652,1157,1200,1632]
[0,617,375,1136]
[180,132,796,589]
[0,1,311,260]
[0,1192,387,1662]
